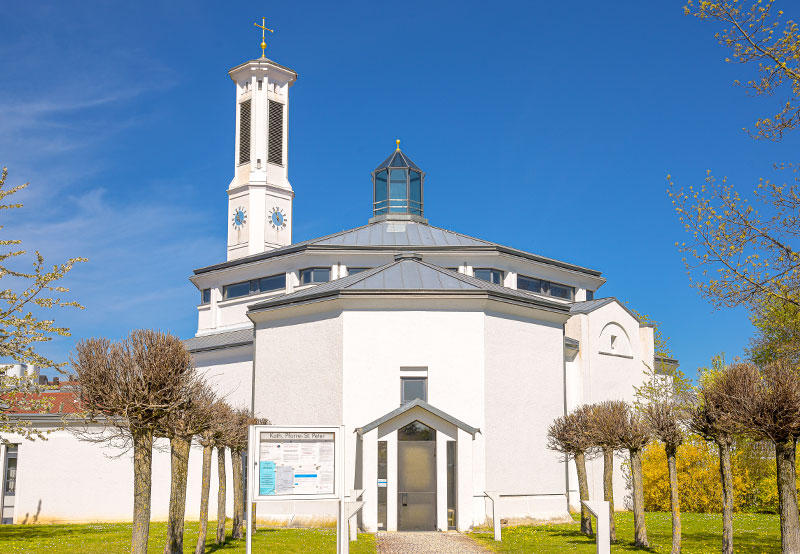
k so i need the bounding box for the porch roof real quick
[355,398,480,437]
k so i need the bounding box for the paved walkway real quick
[376,531,491,554]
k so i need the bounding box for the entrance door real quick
[397,421,436,531]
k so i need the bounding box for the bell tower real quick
[226,37,297,261]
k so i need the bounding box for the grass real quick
[470,512,780,553]
[0,521,377,554]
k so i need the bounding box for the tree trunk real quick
[666,443,681,554]
[132,429,153,554]
[164,437,191,554]
[195,444,213,554]
[775,438,800,554]
[231,448,244,539]
[630,448,648,547]
[718,439,734,554]
[602,447,616,542]
[216,446,226,544]
[574,451,593,537]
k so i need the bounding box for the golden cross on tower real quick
[254,17,274,58]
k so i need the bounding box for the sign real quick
[246,425,346,554]
[258,431,336,497]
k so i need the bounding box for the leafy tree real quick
[547,405,596,536]
[672,1,800,310]
[72,330,195,554]
[749,295,800,365]
[0,166,85,443]
[587,400,628,542]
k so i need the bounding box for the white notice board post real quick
[246,425,347,554]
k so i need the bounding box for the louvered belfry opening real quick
[268,100,284,165]
[238,99,252,164]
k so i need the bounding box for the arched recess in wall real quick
[598,322,632,357]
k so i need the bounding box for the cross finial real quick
[254,17,274,58]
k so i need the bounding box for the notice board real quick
[253,428,340,500]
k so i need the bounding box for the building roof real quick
[3,390,82,415]
[248,254,572,314]
[570,297,653,326]
[373,149,422,172]
[356,398,480,436]
[194,220,603,278]
[184,328,253,353]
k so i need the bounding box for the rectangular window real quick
[517,274,574,300]
[300,267,331,285]
[259,273,286,293]
[4,446,17,496]
[549,282,574,300]
[377,441,387,531]
[517,274,543,293]
[347,267,369,276]
[223,280,250,299]
[446,441,457,530]
[474,268,503,285]
[239,99,251,164]
[268,100,284,165]
[201,288,211,304]
[401,377,427,404]
[586,290,594,301]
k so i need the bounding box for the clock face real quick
[269,207,287,230]
[232,207,247,229]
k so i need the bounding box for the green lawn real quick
[471,512,780,553]
[0,521,376,554]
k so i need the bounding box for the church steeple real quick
[370,141,426,223]
[226,39,298,260]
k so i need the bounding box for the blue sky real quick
[2,1,796,378]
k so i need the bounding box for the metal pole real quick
[246,427,254,554]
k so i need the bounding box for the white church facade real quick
[0,49,677,529]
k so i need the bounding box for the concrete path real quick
[376,531,491,554]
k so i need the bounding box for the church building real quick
[0,46,677,529]
[184,49,678,533]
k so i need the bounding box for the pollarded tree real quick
[0,166,85,443]
[636,362,692,554]
[195,400,234,554]
[689,356,739,554]
[715,361,800,553]
[215,402,235,545]
[72,330,194,554]
[158,378,217,554]
[587,400,628,543]
[547,405,595,536]
[618,405,651,548]
[225,408,270,538]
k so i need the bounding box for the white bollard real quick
[581,500,610,554]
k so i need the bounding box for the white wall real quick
[483,312,571,522]
[1,429,238,524]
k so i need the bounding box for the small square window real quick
[201,289,211,304]
[401,377,427,404]
[586,290,594,301]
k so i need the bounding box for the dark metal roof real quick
[373,149,421,172]
[184,328,253,353]
[193,220,602,277]
[564,336,580,349]
[247,255,572,314]
[356,398,480,436]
